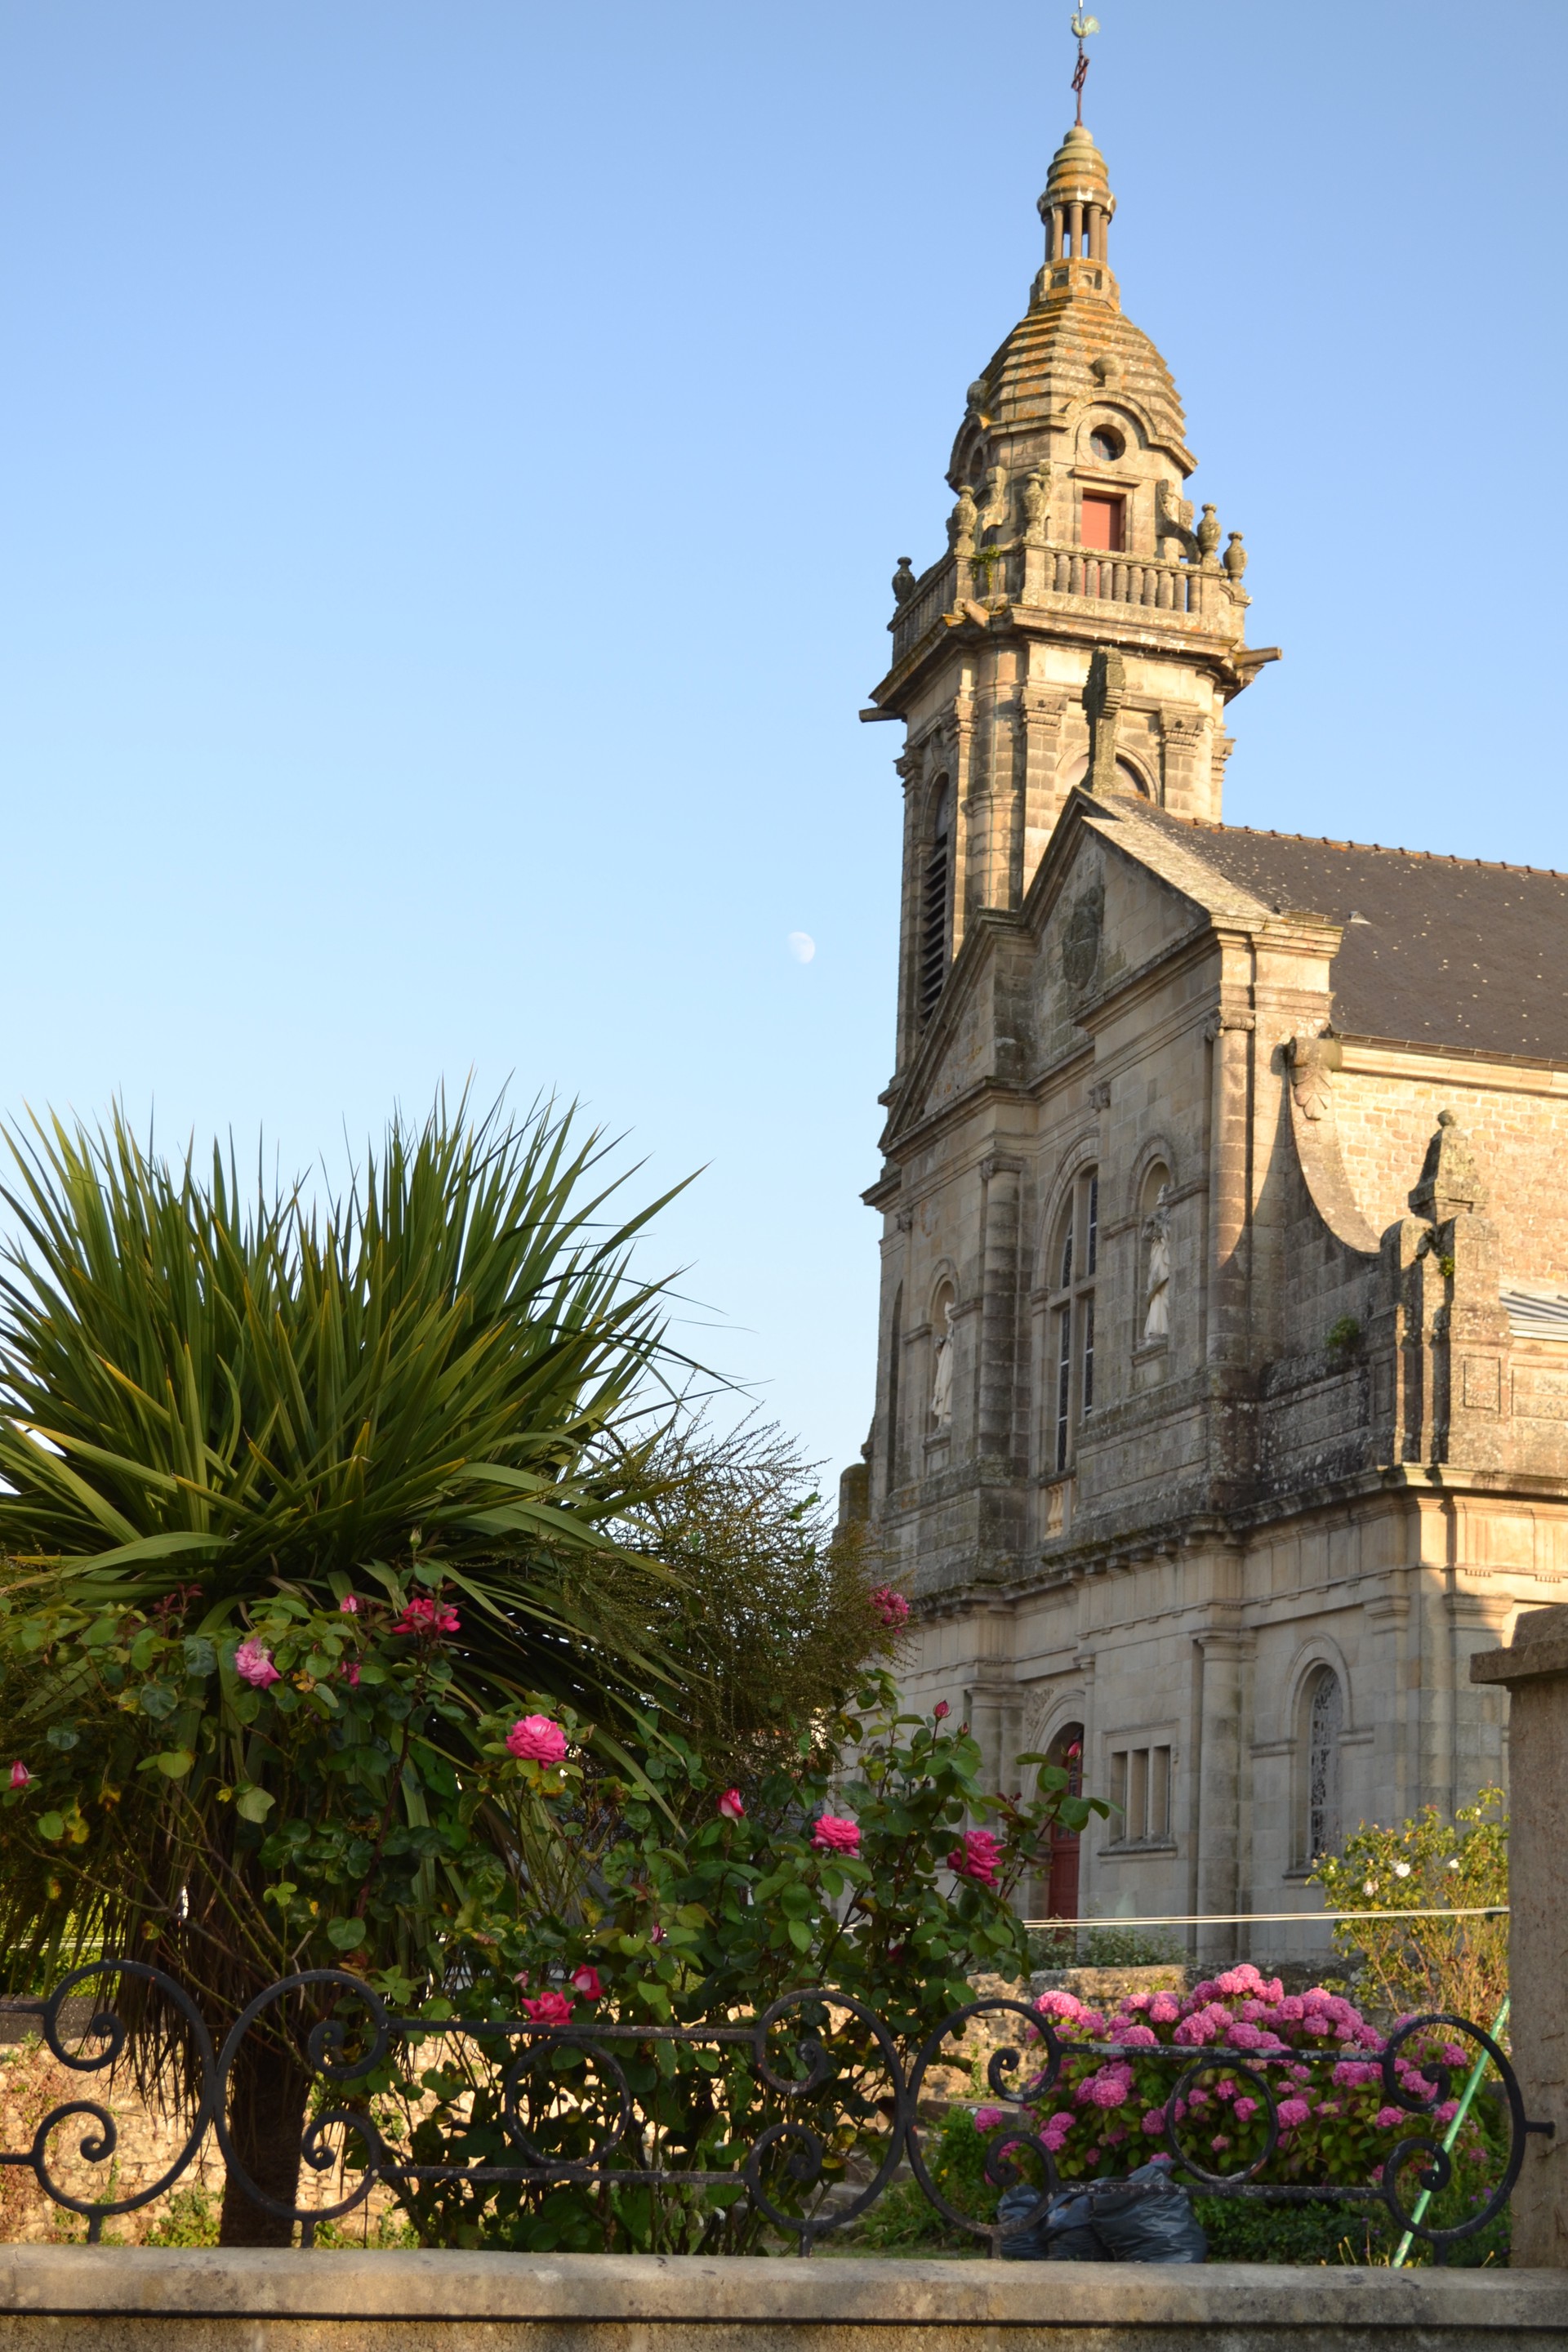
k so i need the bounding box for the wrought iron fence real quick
[0,1963,1539,2258]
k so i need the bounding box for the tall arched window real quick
[1044,1722,1085,1919]
[917,782,952,1024]
[1049,1169,1098,1472]
[1304,1668,1343,1864]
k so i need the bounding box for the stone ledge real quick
[0,2247,1564,2336]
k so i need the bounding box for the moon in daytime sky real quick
[787,932,816,964]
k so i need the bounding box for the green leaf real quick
[44,1726,78,1751]
[786,1915,813,1953]
[182,1636,217,1677]
[155,1748,195,1779]
[327,1916,367,1951]
[234,1785,274,1823]
[37,1811,64,1842]
[138,1682,179,1721]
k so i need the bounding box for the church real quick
[845,111,1568,1966]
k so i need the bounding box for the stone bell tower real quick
[864,121,1275,1078]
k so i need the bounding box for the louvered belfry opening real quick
[918,786,951,1023]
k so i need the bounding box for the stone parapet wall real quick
[0,2247,1564,2351]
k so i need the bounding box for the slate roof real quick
[1138,810,1568,1064]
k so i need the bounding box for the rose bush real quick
[365,1674,1106,2253]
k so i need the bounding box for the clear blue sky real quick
[1,2,1564,1487]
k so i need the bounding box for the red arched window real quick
[1045,1722,1085,1919]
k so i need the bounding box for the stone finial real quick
[947,484,978,559]
[966,379,991,420]
[1082,647,1125,795]
[891,557,918,606]
[1196,504,1221,565]
[1223,531,1248,581]
[1408,1109,1489,1223]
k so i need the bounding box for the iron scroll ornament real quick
[0,1964,1542,2256]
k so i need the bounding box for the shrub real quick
[1310,1789,1507,2026]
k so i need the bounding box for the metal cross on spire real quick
[1070,10,1099,123]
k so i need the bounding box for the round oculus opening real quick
[1089,425,1125,463]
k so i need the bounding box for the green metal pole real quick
[1391,1996,1509,2267]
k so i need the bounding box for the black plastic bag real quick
[997,2158,1206,2264]
[1084,2159,1209,2264]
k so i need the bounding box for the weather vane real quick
[1070,11,1099,124]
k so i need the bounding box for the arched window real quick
[1049,1169,1098,1472]
[1044,1722,1085,1919]
[1304,1668,1343,1864]
[917,782,952,1024]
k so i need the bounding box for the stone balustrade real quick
[889,544,1227,666]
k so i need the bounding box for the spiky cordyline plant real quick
[0,1094,693,2238]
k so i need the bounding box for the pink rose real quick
[506,1714,568,1764]
[570,1966,603,2002]
[234,1637,281,1689]
[338,1595,359,1614]
[340,1660,361,1686]
[522,1992,573,2026]
[933,1700,951,1721]
[649,1922,666,1944]
[947,1829,1003,1886]
[718,1788,746,1821]
[813,1813,861,1856]
[392,1594,461,1637]
[870,1585,910,1628]
[8,1761,30,1789]
[973,2105,1007,2132]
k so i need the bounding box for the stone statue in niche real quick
[1061,879,1105,991]
[1022,465,1051,544]
[930,1300,956,1428]
[1143,1186,1172,1342]
[979,463,1011,534]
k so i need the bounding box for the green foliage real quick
[144,2185,222,2246]
[622,1419,895,1801]
[1311,1788,1508,2025]
[0,1094,691,2038]
[366,1682,1105,2253]
[1027,1923,1185,1971]
[1325,1316,1362,1354]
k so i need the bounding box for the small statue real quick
[1223,532,1248,581]
[1156,477,1196,561]
[892,556,918,606]
[980,462,1010,535]
[931,1300,956,1428]
[1022,465,1050,543]
[947,483,978,559]
[1143,1187,1172,1342]
[967,378,991,419]
[1196,504,1221,564]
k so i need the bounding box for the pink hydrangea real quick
[1440,2042,1468,2068]
[392,1594,461,1637]
[870,1585,911,1628]
[522,1992,573,2026]
[812,1813,861,1856]
[507,1714,568,1763]
[1040,2112,1075,2151]
[1141,2107,1167,2136]
[8,1761,30,1789]
[1233,2096,1258,2123]
[1211,2134,1231,2153]
[1116,2024,1159,2047]
[1034,1989,1088,2024]
[1276,2097,1312,2130]
[1374,2105,1407,2129]
[1148,1993,1182,2026]
[234,1637,281,1689]
[973,2105,1007,2132]
[947,1829,1003,1886]
[1333,2059,1381,2088]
